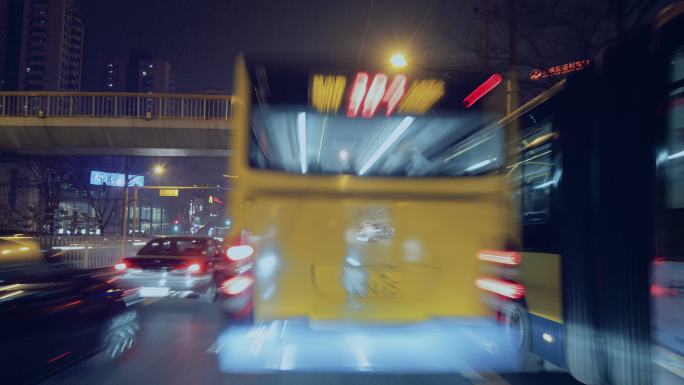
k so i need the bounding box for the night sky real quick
[80,0,458,93]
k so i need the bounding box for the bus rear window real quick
[666,48,684,208]
[249,109,503,177]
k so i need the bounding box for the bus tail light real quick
[222,275,254,295]
[226,245,254,261]
[476,277,525,299]
[651,284,672,297]
[478,250,522,265]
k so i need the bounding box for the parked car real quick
[0,234,138,385]
[114,236,227,302]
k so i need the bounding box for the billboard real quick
[90,171,144,187]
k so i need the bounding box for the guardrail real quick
[0,91,232,120]
[38,235,150,269]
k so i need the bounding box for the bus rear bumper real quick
[528,314,566,369]
[214,316,523,373]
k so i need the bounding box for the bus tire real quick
[200,281,218,304]
[221,295,254,325]
[504,303,543,373]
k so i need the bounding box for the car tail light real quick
[226,245,254,261]
[476,277,525,299]
[114,262,128,271]
[478,250,522,265]
[651,284,672,297]
[221,275,254,295]
[179,261,206,274]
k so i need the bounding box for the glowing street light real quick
[390,53,407,69]
[152,164,165,176]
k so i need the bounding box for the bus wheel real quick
[221,295,254,325]
[200,282,218,304]
[504,303,543,373]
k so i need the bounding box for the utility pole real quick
[506,0,518,115]
[120,157,129,258]
[131,186,139,237]
[484,0,491,69]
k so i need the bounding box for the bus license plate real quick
[367,270,399,297]
[140,287,170,297]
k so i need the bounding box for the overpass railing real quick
[0,92,232,120]
[39,235,150,269]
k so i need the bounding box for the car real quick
[208,226,230,241]
[114,236,226,302]
[0,234,138,385]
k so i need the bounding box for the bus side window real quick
[664,46,684,258]
[666,47,684,209]
[521,142,554,224]
[513,119,558,252]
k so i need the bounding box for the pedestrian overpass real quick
[0,91,232,156]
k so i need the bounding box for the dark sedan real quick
[0,236,138,385]
[114,236,228,303]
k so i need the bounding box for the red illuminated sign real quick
[346,72,369,117]
[462,74,503,108]
[530,59,591,81]
[347,73,407,118]
[208,195,223,205]
[314,72,443,117]
[383,75,407,116]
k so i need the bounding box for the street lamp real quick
[390,53,407,69]
[152,164,165,176]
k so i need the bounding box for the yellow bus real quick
[221,56,511,325]
[476,3,684,385]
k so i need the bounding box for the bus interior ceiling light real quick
[462,74,503,108]
[358,116,415,176]
[465,159,493,172]
[667,150,684,160]
[298,112,307,173]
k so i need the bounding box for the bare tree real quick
[80,181,123,235]
[21,156,78,234]
[436,0,663,98]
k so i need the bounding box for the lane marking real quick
[206,339,223,354]
[469,372,511,385]
[280,344,297,370]
[351,343,371,371]
[280,320,288,339]
[461,328,500,354]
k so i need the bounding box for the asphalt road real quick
[41,298,583,385]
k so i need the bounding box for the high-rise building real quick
[138,60,175,93]
[98,53,176,93]
[126,49,150,92]
[15,0,84,91]
[98,59,127,92]
[0,0,26,90]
